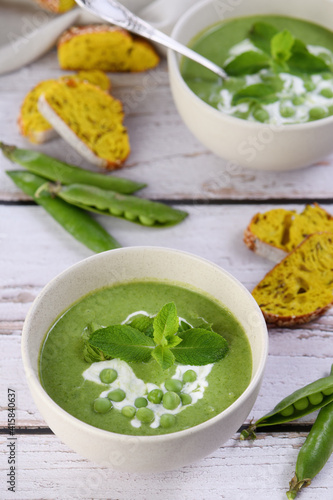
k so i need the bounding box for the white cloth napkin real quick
[0,0,197,75]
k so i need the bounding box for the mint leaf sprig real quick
[84,302,228,370]
[224,22,331,77]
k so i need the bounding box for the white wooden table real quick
[1,42,333,500]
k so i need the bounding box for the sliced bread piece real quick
[38,79,130,169]
[18,71,111,144]
[244,204,333,262]
[57,25,160,72]
[32,0,76,13]
[252,232,333,326]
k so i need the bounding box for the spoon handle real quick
[75,0,227,79]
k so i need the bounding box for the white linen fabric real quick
[0,0,197,75]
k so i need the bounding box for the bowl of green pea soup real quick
[21,247,268,472]
[168,0,333,170]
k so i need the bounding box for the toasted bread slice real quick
[244,204,333,262]
[252,232,333,326]
[38,79,130,169]
[18,71,111,144]
[57,25,160,72]
[32,0,75,13]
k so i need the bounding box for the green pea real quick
[294,397,309,411]
[163,391,181,410]
[135,397,148,408]
[323,386,333,396]
[121,405,136,418]
[309,107,328,121]
[139,215,155,226]
[322,72,333,80]
[280,405,294,417]
[107,389,126,402]
[328,105,333,115]
[304,81,316,92]
[147,389,163,404]
[232,110,249,120]
[280,106,295,118]
[183,370,197,383]
[93,397,112,414]
[309,392,324,406]
[110,207,123,216]
[99,368,117,384]
[253,108,270,123]
[124,211,137,221]
[320,88,333,98]
[165,379,183,393]
[136,408,155,423]
[180,393,192,406]
[292,95,305,106]
[160,414,176,429]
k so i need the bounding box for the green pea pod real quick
[241,366,333,440]
[1,142,145,194]
[286,366,333,499]
[51,183,188,227]
[6,171,120,253]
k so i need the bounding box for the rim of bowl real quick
[22,246,268,443]
[168,0,333,131]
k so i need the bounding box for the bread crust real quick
[243,225,288,263]
[33,0,75,13]
[252,232,333,327]
[244,204,333,262]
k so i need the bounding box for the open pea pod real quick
[51,183,188,227]
[241,365,333,440]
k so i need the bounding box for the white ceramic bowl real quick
[22,247,268,473]
[168,0,333,171]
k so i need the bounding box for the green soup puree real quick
[39,281,252,436]
[182,15,333,124]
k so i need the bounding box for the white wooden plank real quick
[1,54,333,201]
[2,201,332,285]
[2,203,333,319]
[0,433,332,500]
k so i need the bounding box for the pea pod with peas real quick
[240,366,333,440]
[3,142,188,251]
[1,142,145,194]
[46,183,188,227]
[286,365,333,499]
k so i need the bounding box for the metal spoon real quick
[74,0,228,79]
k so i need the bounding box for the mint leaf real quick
[82,323,109,362]
[288,40,330,73]
[224,51,270,76]
[152,346,175,370]
[171,328,228,365]
[165,334,183,348]
[271,30,295,63]
[153,302,179,346]
[249,22,278,54]
[88,325,155,363]
[232,83,278,105]
[127,314,154,338]
[83,303,228,370]
[178,320,191,333]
